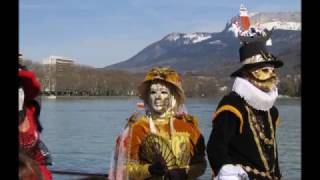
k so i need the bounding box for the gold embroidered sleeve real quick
[213,105,244,133]
[127,162,151,179]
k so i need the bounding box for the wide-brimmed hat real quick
[138,66,185,105]
[230,40,283,77]
[19,69,41,101]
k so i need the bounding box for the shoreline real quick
[41,95,301,99]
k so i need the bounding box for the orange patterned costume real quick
[109,67,206,180]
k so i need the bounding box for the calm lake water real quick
[39,96,301,180]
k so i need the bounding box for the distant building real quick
[42,56,75,95]
[43,56,74,65]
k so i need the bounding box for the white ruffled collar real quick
[232,77,278,111]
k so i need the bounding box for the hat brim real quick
[230,60,283,77]
[138,79,185,105]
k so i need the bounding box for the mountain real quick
[105,12,301,77]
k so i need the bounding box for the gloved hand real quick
[164,168,187,180]
[19,87,25,111]
[217,164,249,180]
[148,156,168,176]
[19,87,26,124]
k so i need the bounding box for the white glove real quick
[216,164,249,180]
[19,87,25,111]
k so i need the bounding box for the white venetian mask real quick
[148,83,172,116]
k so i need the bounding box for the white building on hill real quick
[42,56,75,95]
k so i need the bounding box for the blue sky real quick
[19,0,300,68]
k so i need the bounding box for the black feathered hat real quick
[230,40,283,77]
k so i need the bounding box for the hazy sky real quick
[19,0,300,68]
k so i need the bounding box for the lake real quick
[39,96,301,180]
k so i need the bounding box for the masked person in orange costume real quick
[19,54,52,180]
[206,32,283,180]
[109,67,206,180]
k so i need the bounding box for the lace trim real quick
[232,77,278,111]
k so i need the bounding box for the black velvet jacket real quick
[206,91,281,180]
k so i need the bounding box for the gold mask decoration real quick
[248,66,278,92]
[251,66,275,81]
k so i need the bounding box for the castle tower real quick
[239,4,250,31]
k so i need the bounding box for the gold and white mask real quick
[148,83,173,116]
[248,65,278,92]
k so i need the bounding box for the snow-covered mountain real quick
[105,11,300,76]
[165,32,212,44]
[263,21,300,30]
[227,11,301,34]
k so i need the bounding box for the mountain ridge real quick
[104,11,301,77]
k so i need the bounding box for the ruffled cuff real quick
[216,164,249,180]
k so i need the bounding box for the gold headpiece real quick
[138,66,185,105]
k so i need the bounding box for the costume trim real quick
[276,117,281,128]
[243,54,265,64]
[239,164,274,179]
[185,114,199,127]
[213,105,244,134]
[127,161,151,179]
[245,105,277,178]
[232,77,278,111]
[131,118,149,133]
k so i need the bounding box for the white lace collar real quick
[232,77,278,111]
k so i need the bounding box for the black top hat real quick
[230,41,283,77]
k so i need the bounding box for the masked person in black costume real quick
[207,30,283,180]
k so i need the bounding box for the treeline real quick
[22,60,301,97]
[278,74,301,97]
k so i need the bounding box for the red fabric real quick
[20,107,39,151]
[19,69,41,101]
[20,105,52,180]
[19,69,51,179]
[39,165,52,180]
